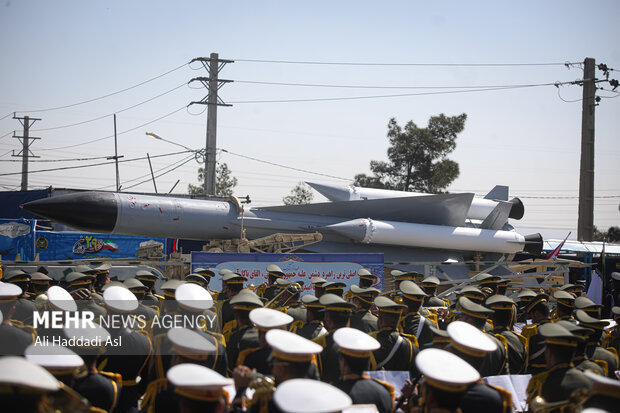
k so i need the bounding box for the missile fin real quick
[483,185,509,201]
[256,193,474,227]
[479,201,512,230]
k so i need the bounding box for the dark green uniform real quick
[349,309,378,333]
[335,378,393,413]
[400,312,434,349]
[226,324,259,373]
[491,327,526,374]
[370,327,418,377]
[296,320,327,340]
[526,364,592,408]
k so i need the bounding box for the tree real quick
[593,225,620,243]
[282,182,314,205]
[354,114,466,193]
[188,162,238,197]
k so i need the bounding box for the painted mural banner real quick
[0,219,35,261]
[35,231,167,261]
[191,252,384,295]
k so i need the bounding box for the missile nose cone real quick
[21,191,117,233]
[305,182,351,202]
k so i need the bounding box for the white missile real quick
[306,182,525,221]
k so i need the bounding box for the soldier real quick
[487,294,527,374]
[93,263,111,293]
[65,271,107,319]
[136,269,164,308]
[454,297,507,376]
[516,288,537,322]
[575,296,603,318]
[399,280,435,349]
[312,293,354,384]
[64,323,121,413]
[525,323,592,409]
[193,267,220,300]
[496,277,511,296]
[321,281,346,298]
[166,363,232,413]
[471,273,501,295]
[261,264,286,301]
[217,272,248,336]
[560,283,585,297]
[100,285,152,413]
[370,296,419,377]
[279,279,306,324]
[3,269,35,324]
[603,272,620,318]
[555,320,604,375]
[232,329,324,413]
[552,290,576,321]
[421,275,447,307]
[0,356,61,413]
[333,327,393,413]
[0,281,33,356]
[456,285,487,305]
[24,344,84,387]
[445,321,509,413]
[358,268,378,289]
[575,309,619,378]
[295,294,327,340]
[310,276,327,298]
[237,307,294,374]
[185,272,209,288]
[124,278,158,321]
[226,289,263,374]
[29,271,52,296]
[414,348,481,413]
[348,285,379,333]
[274,379,352,413]
[521,293,552,375]
[582,370,620,411]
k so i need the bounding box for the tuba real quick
[528,388,590,413]
[265,283,302,309]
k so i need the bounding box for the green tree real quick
[282,182,314,205]
[188,162,238,197]
[354,114,466,193]
[593,225,620,243]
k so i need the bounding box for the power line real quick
[234,58,577,67]
[37,105,187,151]
[0,150,192,176]
[122,155,196,191]
[13,62,189,114]
[0,155,111,162]
[32,82,188,132]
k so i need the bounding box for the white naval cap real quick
[175,282,214,312]
[167,327,217,359]
[266,329,323,363]
[415,348,480,392]
[334,327,380,358]
[274,378,352,413]
[249,307,294,330]
[447,320,497,357]
[0,281,22,300]
[0,356,60,394]
[103,285,138,313]
[167,363,232,402]
[47,285,78,312]
[64,323,111,350]
[25,344,84,375]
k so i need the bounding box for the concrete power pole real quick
[189,53,233,198]
[577,58,596,241]
[12,114,41,191]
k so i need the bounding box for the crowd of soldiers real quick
[0,262,619,413]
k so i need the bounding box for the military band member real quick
[261,264,286,301]
[193,267,219,300]
[348,285,379,333]
[399,280,434,348]
[66,271,107,319]
[358,268,378,289]
[24,343,84,387]
[522,293,552,375]
[135,269,163,309]
[333,327,393,413]
[516,288,537,322]
[609,306,620,358]
[310,276,327,298]
[560,283,585,297]
[454,297,508,376]
[3,269,35,324]
[456,285,487,305]
[552,290,576,321]
[575,309,619,378]
[93,263,112,293]
[496,278,511,296]
[322,281,346,298]
[525,323,592,409]
[487,294,526,374]
[0,282,33,356]
[237,308,294,374]
[295,294,327,340]
[370,296,419,377]
[312,293,354,384]
[445,321,508,413]
[582,370,620,411]
[166,363,232,413]
[575,296,602,319]
[471,273,501,295]
[124,278,158,321]
[415,348,481,413]
[185,272,208,288]
[218,273,248,336]
[274,379,352,413]
[226,289,263,373]
[603,272,620,318]
[0,356,61,413]
[29,271,52,296]
[555,320,605,376]
[421,275,447,307]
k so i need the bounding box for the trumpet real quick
[266,283,302,309]
[245,372,276,411]
[529,388,589,413]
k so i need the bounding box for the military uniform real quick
[576,309,620,378]
[348,285,379,333]
[0,282,33,356]
[487,294,526,374]
[399,280,435,349]
[225,289,263,373]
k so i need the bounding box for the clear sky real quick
[1,1,618,240]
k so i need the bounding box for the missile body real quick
[22,191,541,256]
[306,182,524,221]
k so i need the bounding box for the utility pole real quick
[189,53,233,198]
[577,58,596,241]
[106,114,124,192]
[12,114,41,191]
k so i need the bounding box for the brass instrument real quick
[265,282,302,309]
[245,372,276,412]
[529,388,590,413]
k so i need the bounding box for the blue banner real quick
[0,219,35,261]
[34,231,167,261]
[191,252,384,295]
